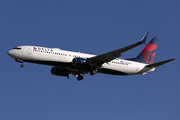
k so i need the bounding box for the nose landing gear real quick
[15,59,24,68]
[20,64,24,68]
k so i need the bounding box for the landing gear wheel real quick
[77,75,83,81]
[21,64,24,68]
[90,70,97,76]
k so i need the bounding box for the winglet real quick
[145,58,175,68]
[140,32,149,44]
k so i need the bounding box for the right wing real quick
[89,32,149,66]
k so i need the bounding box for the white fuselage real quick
[7,46,155,76]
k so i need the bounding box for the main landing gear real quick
[77,75,83,81]
[90,69,97,76]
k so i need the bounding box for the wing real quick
[89,32,149,66]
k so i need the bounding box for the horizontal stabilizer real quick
[145,58,175,68]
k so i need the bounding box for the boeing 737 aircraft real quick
[7,32,175,81]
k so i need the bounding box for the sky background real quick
[0,0,179,120]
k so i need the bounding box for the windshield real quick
[13,47,21,50]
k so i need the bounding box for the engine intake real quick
[72,58,90,68]
[51,67,69,77]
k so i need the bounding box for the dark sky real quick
[1,0,179,120]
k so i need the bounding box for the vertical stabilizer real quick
[128,37,158,64]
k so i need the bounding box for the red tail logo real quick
[141,43,157,64]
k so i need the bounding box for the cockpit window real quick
[13,47,21,50]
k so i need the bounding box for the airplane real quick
[7,32,175,81]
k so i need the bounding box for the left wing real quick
[89,32,149,66]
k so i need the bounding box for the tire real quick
[77,75,83,81]
[90,70,97,76]
[21,64,24,68]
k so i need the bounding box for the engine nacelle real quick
[51,67,69,77]
[72,58,90,68]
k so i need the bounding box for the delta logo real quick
[33,47,53,52]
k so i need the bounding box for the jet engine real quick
[51,67,69,77]
[72,58,90,68]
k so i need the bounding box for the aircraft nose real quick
[7,50,14,57]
